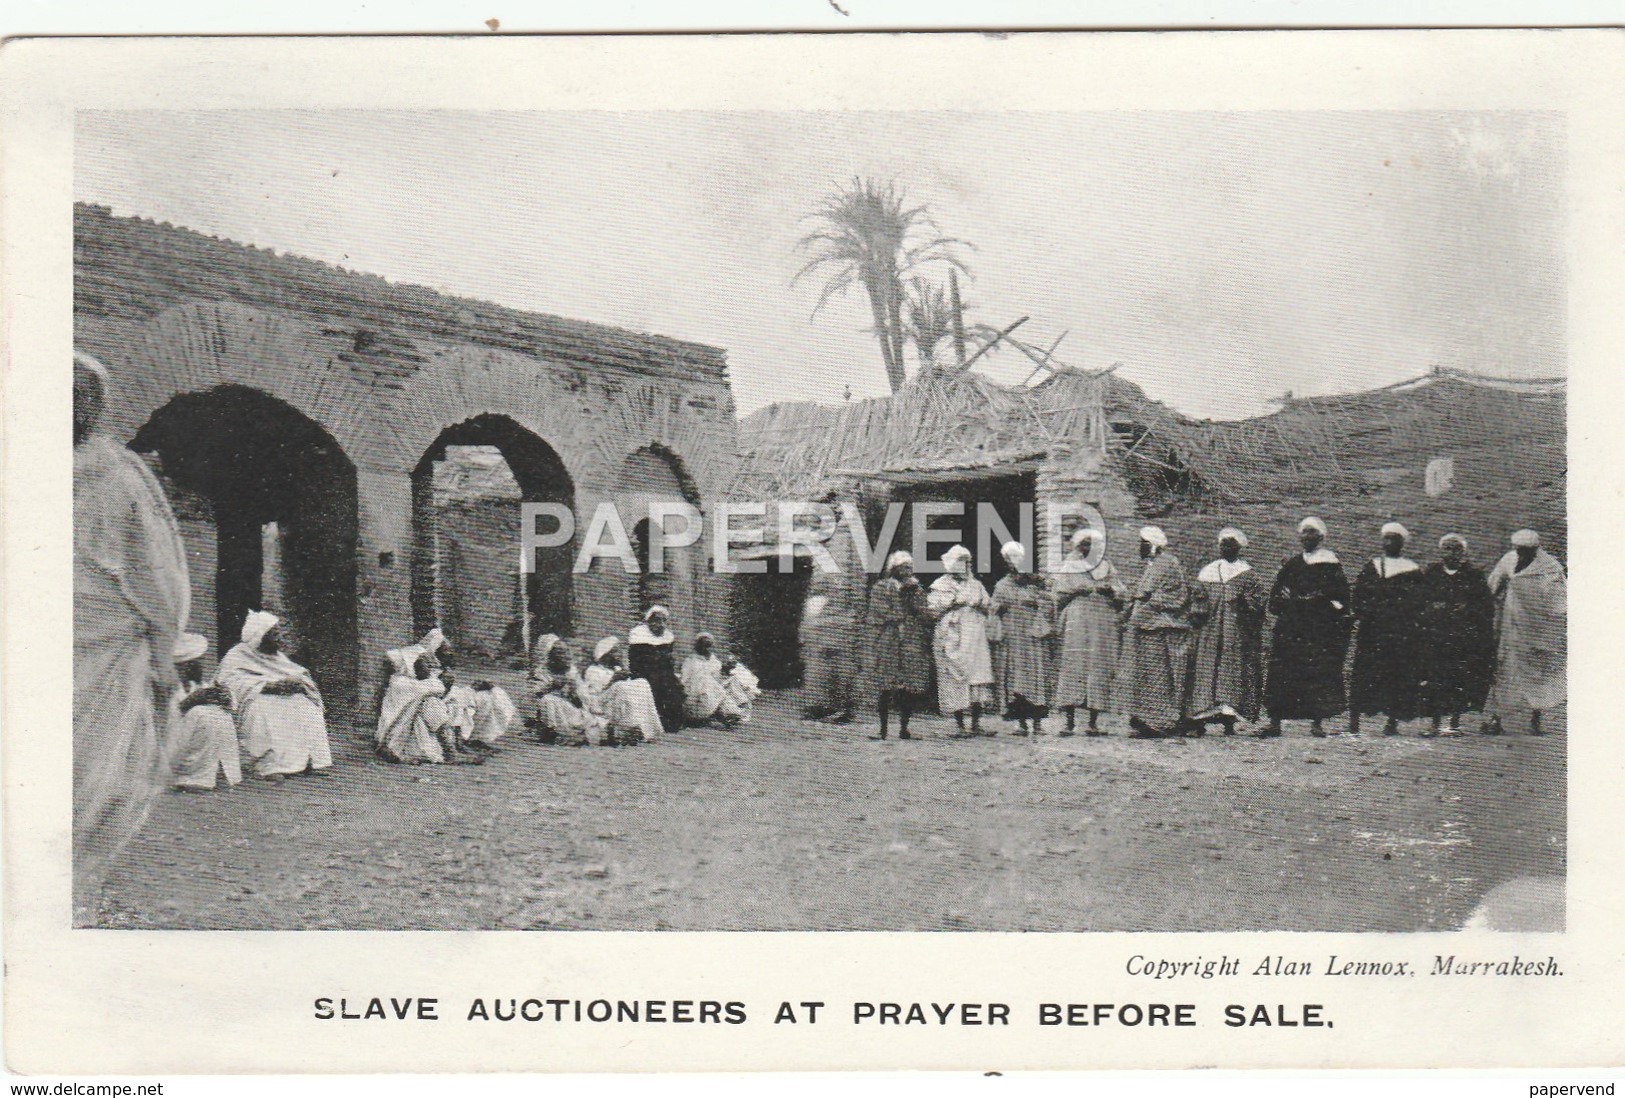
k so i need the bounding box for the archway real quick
[131,385,360,715]
[621,444,702,636]
[412,415,575,659]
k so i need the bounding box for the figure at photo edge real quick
[1051,526,1121,736]
[991,540,1055,736]
[627,605,685,734]
[927,543,996,737]
[1261,516,1351,738]
[1118,525,1193,739]
[1418,533,1496,737]
[1482,528,1567,737]
[72,350,191,921]
[1186,526,1266,737]
[1347,522,1428,737]
[866,549,933,741]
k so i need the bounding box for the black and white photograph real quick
[67,103,1568,934]
[6,28,1623,1077]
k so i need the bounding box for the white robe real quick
[376,672,450,763]
[927,573,995,713]
[169,698,243,790]
[721,664,761,725]
[218,642,333,777]
[583,663,664,742]
[681,654,730,722]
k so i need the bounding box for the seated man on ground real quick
[168,631,242,792]
[680,633,754,728]
[582,635,664,745]
[718,650,761,726]
[217,611,333,783]
[377,646,482,765]
[534,635,598,747]
[420,631,515,756]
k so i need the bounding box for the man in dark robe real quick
[1418,534,1496,736]
[1349,522,1428,737]
[1262,516,1351,738]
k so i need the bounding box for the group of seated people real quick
[530,605,760,747]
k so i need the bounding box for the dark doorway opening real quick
[889,470,1039,591]
[132,385,360,716]
[731,551,815,689]
[413,416,575,657]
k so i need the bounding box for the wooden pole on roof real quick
[950,269,967,368]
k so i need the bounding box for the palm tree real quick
[794,177,970,393]
[903,277,954,374]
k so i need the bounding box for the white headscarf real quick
[241,610,280,648]
[1510,529,1541,548]
[1439,533,1468,551]
[643,605,670,622]
[1380,521,1409,540]
[1069,527,1097,549]
[1217,526,1248,548]
[1298,516,1328,536]
[1000,541,1026,565]
[942,545,972,572]
[884,549,914,573]
[1139,526,1168,550]
[173,632,208,663]
[419,627,448,654]
[593,636,620,662]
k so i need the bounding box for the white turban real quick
[884,550,914,572]
[942,545,973,569]
[1139,526,1168,549]
[593,636,620,662]
[1069,527,1097,548]
[1000,541,1026,564]
[241,610,280,648]
[1380,521,1410,540]
[1217,526,1248,548]
[643,605,670,621]
[173,633,208,663]
[73,350,111,382]
[1298,516,1327,536]
[1439,533,1468,551]
[419,627,448,654]
[534,633,561,661]
[1510,529,1541,548]
[385,648,410,675]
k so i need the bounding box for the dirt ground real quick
[98,685,1565,932]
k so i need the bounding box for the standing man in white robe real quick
[73,351,191,921]
[928,544,996,737]
[1483,529,1567,736]
[217,611,334,782]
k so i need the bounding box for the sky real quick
[75,109,1565,420]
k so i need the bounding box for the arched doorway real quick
[131,385,360,715]
[412,415,575,659]
[621,444,702,636]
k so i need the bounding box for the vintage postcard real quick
[3,29,1622,1075]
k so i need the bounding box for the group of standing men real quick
[835,515,1566,742]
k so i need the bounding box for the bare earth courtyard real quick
[97,687,1565,933]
